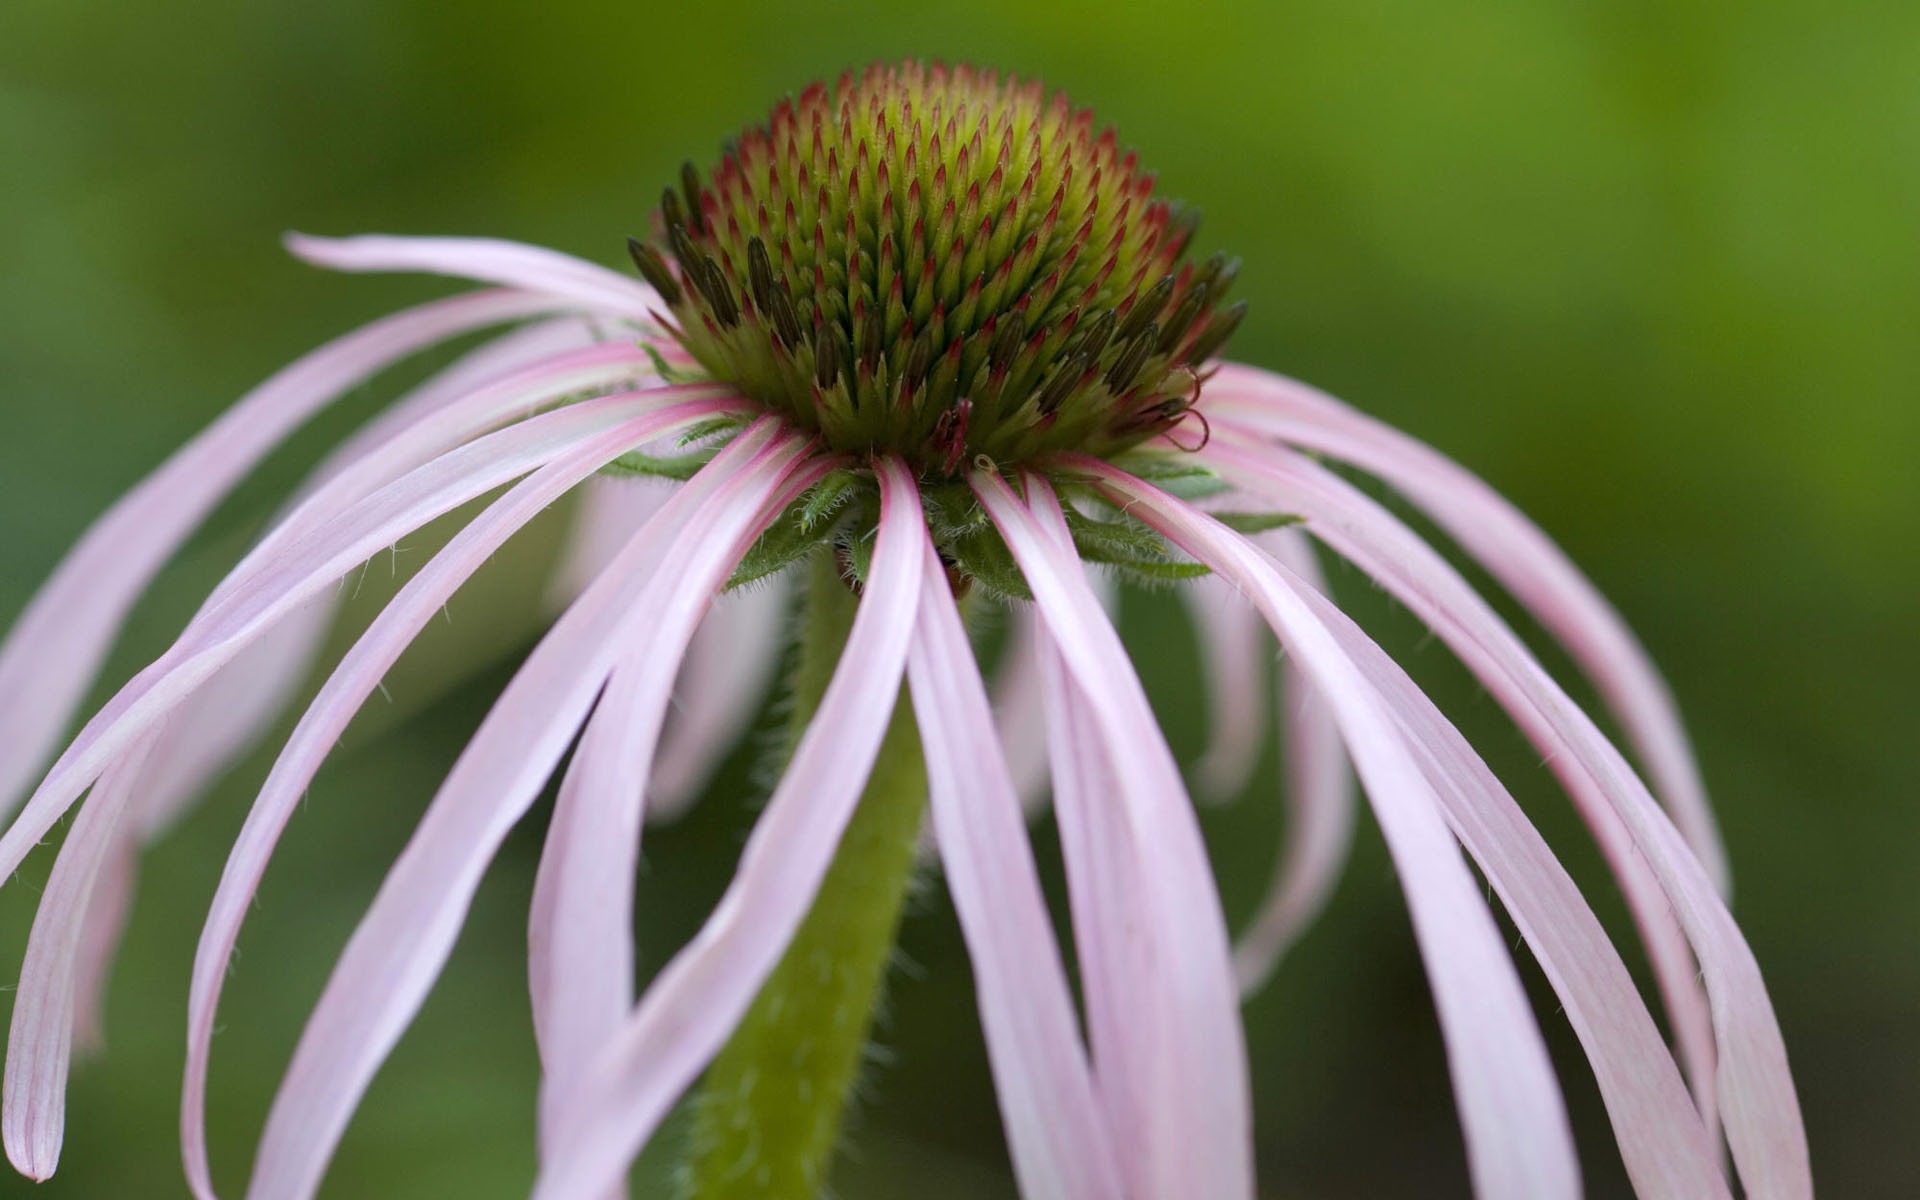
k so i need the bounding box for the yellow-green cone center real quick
[629,60,1246,475]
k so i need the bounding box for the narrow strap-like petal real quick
[1192,439,1809,1196]
[906,542,1125,1200]
[1068,461,1582,1200]
[0,390,747,895]
[286,234,661,321]
[1208,439,1720,1122]
[549,478,791,822]
[646,578,791,819]
[1302,579,1731,1199]
[0,289,560,825]
[987,608,1054,815]
[1204,365,1729,892]
[533,457,926,1200]
[2,735,156,1180]
[1232,528,1356,992]
[1183,574,1270,800]
[179,405,769,1200]
[133,316,627,840]
[975,471,1255,1200]
[239,427,819,1200]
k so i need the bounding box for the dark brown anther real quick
[904,327,934,392]
[1157,283,1209,354]
[814,322,842,388]
[1186,300,1247,364]
[662,187,689,237]
[680,162,706,234]
[746,237,777,311]
[701,257,740,326]
[1104,325,1156,392]
[1117,275,1174,342]
[1036,351,1091,414]
[768,280,804,347]
[668,223,703,275]
[934,398,973,476]
[988,313,1026,370]
[626,237,683,305]
[859,309,885,365]
[1062,308,1115,363]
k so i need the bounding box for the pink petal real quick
[179,404,766,1200]
[647,578,791,820]
[1232,528,1356,992]
[906,541,1125,1200]
[532,457,926,1200]
[285,234,663,321]
[1304,577,1731,1199]
[1195,438,1810,1195]
[65,829,136,1059]
[1,390,744,926]
[0,290,562,827]
[974,471,1254,1200]
[2,735,156,1180]
[237,426,820,1200]
[1066,459,1581,1200]
[986,608,1055,815]
[549,479,792,822]
[133,316,626,841]
[1183,574,1270,800]
[1204,365,1730,893]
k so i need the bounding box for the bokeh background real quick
[3,0,1916,1196]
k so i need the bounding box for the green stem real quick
[680,549,928,1200]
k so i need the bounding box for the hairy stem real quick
[680,548,927,1199]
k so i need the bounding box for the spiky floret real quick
[629,61,1246,476]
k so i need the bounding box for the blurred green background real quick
[2,0,1915,1196]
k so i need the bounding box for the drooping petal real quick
[238,427,820,1200]
[0,390,746,904]
[532,457,925,1200]
[65,829,136,1058]
[986,607,1054,815]
[285,234,666,322]
[1301,577,1731,1199]
[905,541,1125,1200]
[2,736,156,1180]
[549,478,792,822]
[1183,573,1270,800]
[1195,439,1811,1195]
[974,470,1254,1200]
[647,578,791,819]
[1232,528,1356,993]
[1066,460,1581,1200]
[0,289,562,825]
[1204,365,1729,892]
[131,316,622,839]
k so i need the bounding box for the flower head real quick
[0,60,1807,1200]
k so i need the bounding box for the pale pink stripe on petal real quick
[648,578,791,820]
[0,289,560,825]
[0,390,740,903]
[1195,440,1810,1194]
[1209,439,1721,1122]
[1233,528,1356,993]
[238,427,817,1200]
[1301,579,1730,1199]
[65,829,136,1059]
[285,234,660,322]
[533,457,925,1200]
[1068,461,1581,1200]
[1183,573,1270,800]
[1204,365,1729,893]
[987,608,1054,815]
[549,478,792,822]
[130,318,620,842]
[907,541,1124,1200]
[975,471,1254,1200]
[2,735,156,1180]
[178,405,764,1200]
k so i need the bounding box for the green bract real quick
[630,61,1245,475]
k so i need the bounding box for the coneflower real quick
[0,61,1808,1200]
